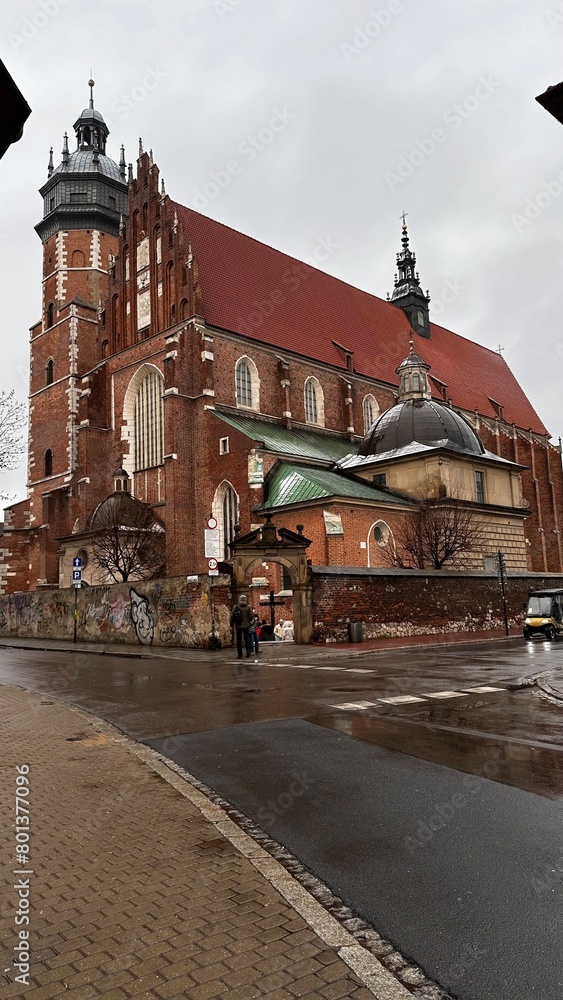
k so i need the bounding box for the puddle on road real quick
[311,690,563,799]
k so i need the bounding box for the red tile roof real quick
[173,202,547,435]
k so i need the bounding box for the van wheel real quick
[545,625,557,642]
[523,627,531,640]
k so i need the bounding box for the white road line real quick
[461,685,506,693]
[331,701,379,711]
[377,695,427,705]
[422,690,467,699]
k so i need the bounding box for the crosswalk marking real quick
[461,685,505,694]
[331,701,379,711]
[422,690,467,699]
[378,695,427,705]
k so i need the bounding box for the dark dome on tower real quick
[360,398,485,458]
[359,343,485,458]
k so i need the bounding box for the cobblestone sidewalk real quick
[0,685,404,1000]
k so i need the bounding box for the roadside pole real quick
[72,556,82,643]
[497,550,509,636]
[205,517,221,650]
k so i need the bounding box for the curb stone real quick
[60,698,454,1000]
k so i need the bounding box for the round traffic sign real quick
[207,516,218,529]
[208,558,218,570]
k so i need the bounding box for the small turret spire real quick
[47,147,54,177]
[88,78,95,110]
[128,162,133,183]
[61,131,69,166]
[119,144,126,181]
[161,177,166,196]
[138,137,143,157]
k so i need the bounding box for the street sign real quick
[204,528,221,558]
[72,557,82,568]
[208,558,218,571]
[207,516,218,529]
[72,568,82,582]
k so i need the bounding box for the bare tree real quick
[389,496,486,570]
[89,493,165,582]
[0,390,26,500]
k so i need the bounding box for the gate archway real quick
[229,516,313,643]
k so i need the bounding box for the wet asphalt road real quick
[147,718,563,1000]
[2,638,563,998]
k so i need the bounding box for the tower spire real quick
[47,147,54,177]
[88,77,95,110]
[388,216,431,339]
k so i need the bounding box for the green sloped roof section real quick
[211,411,354,463]
[258,462,412,510]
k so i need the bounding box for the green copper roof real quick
[212,411,354,463]
[258,462,412,510]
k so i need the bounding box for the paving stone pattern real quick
[0,686,376,999]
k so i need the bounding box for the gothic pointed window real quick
[46,302,54,329]
[212,481,239,561]
[304,377,324,426]
[45,449,53,477]
[363,394,378,434]
[133,368,164,471]
[46,359,54,386]
[235,357,259,410]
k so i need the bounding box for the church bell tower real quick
[389,216,431,338]
[25,81,129,586]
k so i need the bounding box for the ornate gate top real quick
[230,514,311,553]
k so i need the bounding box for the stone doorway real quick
[229,516,313,644]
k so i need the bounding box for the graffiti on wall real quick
[130,589,154,645]
[0,600,7,629]
[85,591,131,632]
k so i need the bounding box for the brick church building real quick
[1,85,562,595]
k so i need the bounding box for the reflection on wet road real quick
[0,639,562,798]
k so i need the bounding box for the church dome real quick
[360,398,485,457]
[53,149,122,180]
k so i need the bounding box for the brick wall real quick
[311,567,563,642]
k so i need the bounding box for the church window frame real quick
[122,364,165,478]
[45,359,54,386]
[235,356,260,411]
[44,449,53,477]
[412,373,420,392]
[362,394,378,434]
[212,481,239,561]
[46,302,54,329]
[304,376,324,426]
[475,470,485,504]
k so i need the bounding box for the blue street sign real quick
[72,557,82,568]
[72,569,82,581]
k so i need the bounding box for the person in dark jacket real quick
[231,594,253,658]
[248,610,260,655]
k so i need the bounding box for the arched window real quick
[45,359,54,386]
[235,356,259,410]
[166,261,175,324]
[101,340,109,359]
[133,368,164,471]
[46,302,54,329]
[142,202,148,233]
[212,481,239,561]
[180,299,189,320]
[112,294,119,343]
[304,377,324,426]
[367,519,393,568]
[363,394,378,434]
[404,374,410,393]
[412,373,420,392]
[72,249,85,267]
[44,449,53,477]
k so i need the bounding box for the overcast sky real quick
[2,0,563,502]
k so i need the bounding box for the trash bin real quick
[347,621,363,643]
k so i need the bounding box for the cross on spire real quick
[400,210,408,226]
